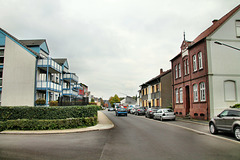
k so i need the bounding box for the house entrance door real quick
[185,86,190,115]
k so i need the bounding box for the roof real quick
[192,4,240,45]
[141,69,172,86]
[0,28,39,57]
[52,58,68,65]
[19,39,46,46]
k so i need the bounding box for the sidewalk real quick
[176,117,209,126]
[0,111,114,135]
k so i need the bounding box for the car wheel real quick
[209,123,218,134]
[234,126,240,141]
[153,115,156,120]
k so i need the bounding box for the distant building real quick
[139,69,172,108]
[120,96,137,106]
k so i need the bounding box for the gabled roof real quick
[192,4,240,45]
[20,39,46,46]
[0,28,39,57]
[140,69,172,87]
[53,58,68,65]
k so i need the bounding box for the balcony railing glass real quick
[63,89,78,96]
[63,73,78,82]
[37,59,62,73]
[37,81,62,92]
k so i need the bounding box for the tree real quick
[109,94,120,107]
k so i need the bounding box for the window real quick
[175,65,178,78]
[179,88,183,103]
[236,20,240,37]
[193,84,198,102]
[186,59,189,74]
[184,60,187,75]
[175,88,179,103]
[200,82,206,101]
[198,52,203,69]
[178,64,181,77]
[224,80,236,101]
[193,55,197,72]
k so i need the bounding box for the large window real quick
[193,55,197,72]
[236,20,240,37]
[193,84,198,102]
[198,52,203,69]
[178,64,181,77]
[179,88,183,103]
[175,88,179,103]
[200,82,206,101]
[175,65,178,79]
[224,80,236,101]
[184,59,189,75]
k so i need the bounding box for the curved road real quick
[0,110,239,160]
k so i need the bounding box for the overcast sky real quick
[0,0,239,99]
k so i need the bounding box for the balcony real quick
[63,89,78,97]
[151,92,160,99]
[37,81,62,92]
[37,59,62,74]
[63,73,78,83]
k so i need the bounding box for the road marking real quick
[134,115,240,144]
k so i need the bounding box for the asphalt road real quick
[0,110,239,160]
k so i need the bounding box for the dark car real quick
[145,108,159,118]
[135,107,145,116]
[116,107,128,116]
[209,108,240,141]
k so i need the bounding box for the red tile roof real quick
[192,4,240,44]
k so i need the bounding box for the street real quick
[0,110,239,160]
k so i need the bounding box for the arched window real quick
[179,88,183,103]
[224,80,236,101]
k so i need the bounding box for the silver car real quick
[209,108,240,141]
[153,108,176,121]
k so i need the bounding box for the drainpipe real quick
[46,57,49,106]
[34,57,38,106]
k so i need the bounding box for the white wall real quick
[207,9,240,117]
[1,37,36,106]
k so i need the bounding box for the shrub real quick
[232,104,240,108]
[0,105,99,121]
[35,99,46,105]
[49,101,58,106]
[1,116,97,130]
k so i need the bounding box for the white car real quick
[153,108,176,121]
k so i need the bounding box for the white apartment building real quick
[0,28,81,106]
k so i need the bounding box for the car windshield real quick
[163,109,173,113]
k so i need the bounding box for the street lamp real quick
[214,41,240,51]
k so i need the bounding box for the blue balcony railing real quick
[63,73,78,83]
[63,89,78,97]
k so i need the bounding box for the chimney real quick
[160,68,163,74]
[212,19,218,24]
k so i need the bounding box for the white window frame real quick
[175,88,179,103]
[179,87,183,103]
[193,55,197,72]
[200,82,206,101]
[178,63,181,77]
[184,60,187,75]
[193,84,198,102]
[224,80,236,101]
[175,65,178,79]
[198,52,203,69]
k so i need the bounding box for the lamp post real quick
[214,41,240,51]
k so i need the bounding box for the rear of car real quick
[116,107,128,116]
[135,107,145,116]
[145,108,159,118]
[154,109,175,121]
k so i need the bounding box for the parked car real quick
[209,108,240,141]
[135,107,145,116]
[116,107,128,116]
[153,108,176,121]
[145,108,159,118]
[130,107,137,114]
[108,107,115,111]
[127,106,134,113]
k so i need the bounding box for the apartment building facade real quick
[139,69,172,108]
[0,28,84,106]
[171,4,240,120]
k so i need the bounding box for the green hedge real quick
[0,116,97,131]
[0,105,99,121]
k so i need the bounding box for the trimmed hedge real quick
[0,105,99,121]
[0,117,97,131]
